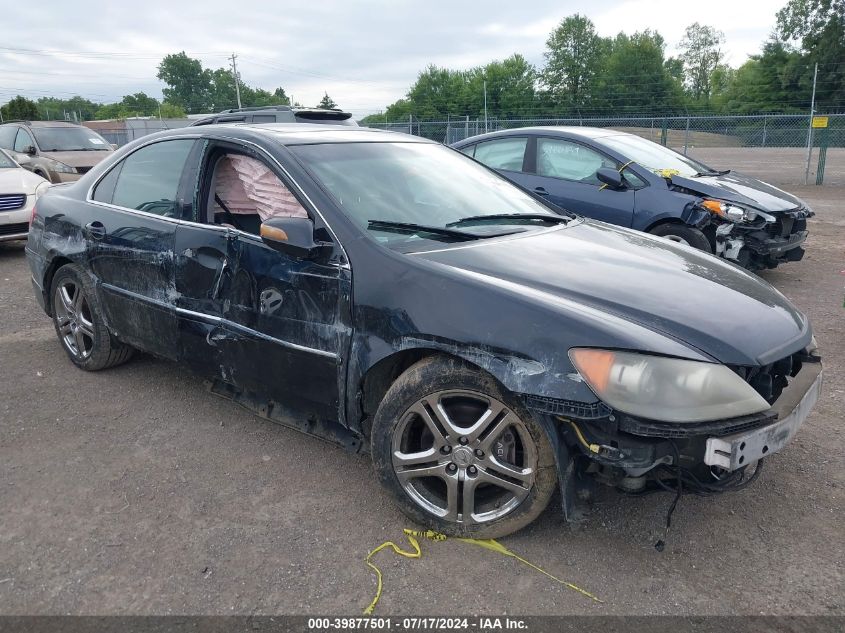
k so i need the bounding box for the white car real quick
[0,149,51,242]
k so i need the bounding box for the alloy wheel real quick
[391,389,536,525]
[54,280,95,359]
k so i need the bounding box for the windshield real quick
[290,142,561,248]
[600,134,710,178]
[31,126,111,151]
[0,150,16,168]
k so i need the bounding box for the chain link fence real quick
[367,114,845,186]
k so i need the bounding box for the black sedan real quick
[26,124,822,537]
[452,127,813,271]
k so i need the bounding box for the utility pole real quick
[804,62,818,185]
[483,80,488,133]
[230,53,242,109]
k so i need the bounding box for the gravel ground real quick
[0,186,842,616]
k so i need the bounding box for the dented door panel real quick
[85,209,180,359]
[173,223,234,374]
[215,233,351,423]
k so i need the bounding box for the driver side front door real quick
[520,136,636,227]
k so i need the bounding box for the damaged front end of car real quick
[684,194,813,271]
[525,339,822,523]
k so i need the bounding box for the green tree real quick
[467,54,538,118]
[679,23,725,102]
[541,14,607,110]
[317,92,338,109]
[777,0,845,109]
[595,31,684,113]
[158,102,187,118]
[1,96,40,121]
[36,96,100,121]
[157,52,212,113]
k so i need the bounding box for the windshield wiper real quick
[446,213,572,227]
[367,220,485,241]
[693,169,731,177]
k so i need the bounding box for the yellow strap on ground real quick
[364,528,602,614]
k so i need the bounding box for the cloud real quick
[0,0,782,117]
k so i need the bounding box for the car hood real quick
[670,171,804,212]
[0,167,47,193]
[40,149,113,168]
[414,220,810,366]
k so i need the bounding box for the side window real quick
[536,138,617,185]
[107,140,194,215]
[0,126,17,149]
[210,153,308,236]
[473,137,527,172]
[251,114,276,123]
[14,128,35,153]
[459,144,475,157]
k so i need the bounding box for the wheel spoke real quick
[77,311,95,339]
[461,475,478,522]
[395,462,446,483]
[477,466,530,497]
[393,447,439,468]
[73,329,87,355]
[71,284,83,310]
[59,285,75,314]
[484,456,533,484]
[443,471,459,521]
[57,316,72,336]
[462,400,508,443]
[406,401,450,447]
[477,411,517,452]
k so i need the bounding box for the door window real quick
[14,128,35,153]
[0,126,17,149]
[536,138,617,185]
[472,137,528,172]
[97,139,194,215]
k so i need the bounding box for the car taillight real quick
[30,204,37,226]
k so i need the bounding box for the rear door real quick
[519,136,636,227]
[86,138,197,359]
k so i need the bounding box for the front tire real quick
[371,356,557,538]
[649,223,712,252]
[50,264,134,371]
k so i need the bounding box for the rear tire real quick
[649,223,712,252]
[371,355,557,538]
[50,263,134,371]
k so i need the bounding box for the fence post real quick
[815,124,829,185]
[660,118,668,146]
[683,116,690,155]
[409,114,412,135]
[761,116,767,147]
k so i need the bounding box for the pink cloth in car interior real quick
[214,154,307,220]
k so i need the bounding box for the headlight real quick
[569,348,770,423]
[34,180,51,200]
[51,161,77,174]
[701,199,762,223]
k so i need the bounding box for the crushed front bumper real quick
[715,209,811,270]
[705,360,822,471]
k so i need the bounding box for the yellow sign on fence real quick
[812,116,829,128]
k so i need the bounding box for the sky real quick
[0,0,788,119]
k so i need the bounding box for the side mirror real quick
[259,216,333,261]
[24,145,37,156]
[597,167,625,189]
[110,144,119,151]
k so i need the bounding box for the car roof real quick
[454,126,633,145]
[170,123,433,146]
[24,120,83,128]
